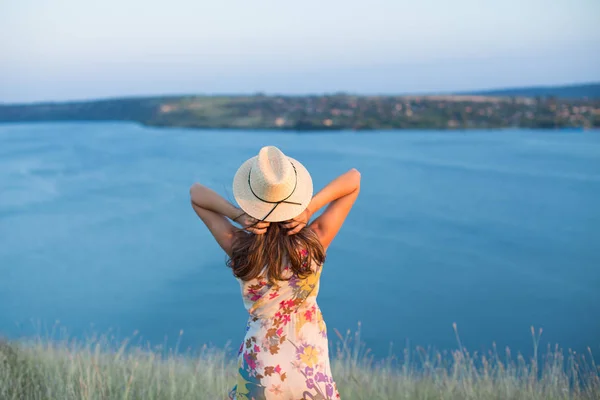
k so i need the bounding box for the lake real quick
[0,122,599,359]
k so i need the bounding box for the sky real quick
[1,0,599,103]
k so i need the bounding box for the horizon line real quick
[1,80,599,106]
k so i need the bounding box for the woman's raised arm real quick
[285,169,360,249]
[189,183,270,254]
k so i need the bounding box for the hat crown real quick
[250,146,295,202]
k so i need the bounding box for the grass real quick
[1,323,598,400]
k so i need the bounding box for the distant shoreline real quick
[1,90,599,131]
[2,120,598,134]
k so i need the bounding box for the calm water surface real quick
[0,123,599,357]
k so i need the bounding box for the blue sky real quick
[1,0,599,102]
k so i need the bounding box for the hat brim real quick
[232,156,313,222]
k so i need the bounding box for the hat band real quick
[247,160,302,221]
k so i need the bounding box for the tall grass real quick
[1,323,598,400]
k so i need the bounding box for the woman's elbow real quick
[350,168,361,188]
[189,183,203,205]
[190,183,201,196]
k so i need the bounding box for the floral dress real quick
[229,252,340,400]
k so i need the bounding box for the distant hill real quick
[1,91,598,130]
[468,82,600,99]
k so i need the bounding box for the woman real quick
[190,146,360,399]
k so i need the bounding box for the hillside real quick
[1,91,599,130]
[470,82,600,99]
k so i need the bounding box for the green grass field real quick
[1,324,598,400]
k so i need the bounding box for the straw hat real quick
[233,146,313,222]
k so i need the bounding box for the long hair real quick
[227,223,325,283]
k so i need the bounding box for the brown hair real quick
[227,223,325,283]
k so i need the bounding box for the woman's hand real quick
[284,208,312,235]
[234,212,270,235]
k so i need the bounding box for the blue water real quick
[1,122,599,358]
